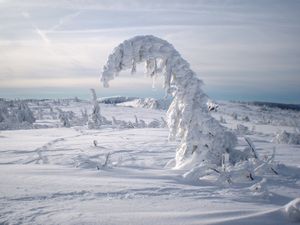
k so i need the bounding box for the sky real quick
[0,0,300,103]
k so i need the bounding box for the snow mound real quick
[284,198,300,222]
[118,98,170,110]
[275,130,300,145]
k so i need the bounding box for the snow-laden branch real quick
[101,35,237,168]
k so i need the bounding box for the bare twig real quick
[244,137,258,159]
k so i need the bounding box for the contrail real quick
[34,26,51,45]
[50,11,82,31]
[21,11,51,46]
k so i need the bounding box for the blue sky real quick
[0,0,300,103]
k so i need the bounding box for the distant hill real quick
[250,101,300,111]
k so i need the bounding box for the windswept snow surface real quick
[0,99,300,225]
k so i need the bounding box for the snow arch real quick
[101,35,236,168]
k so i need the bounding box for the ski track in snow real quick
[0,100,300,224]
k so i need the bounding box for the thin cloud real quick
[1,0,299,102]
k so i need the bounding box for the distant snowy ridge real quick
[235,101,300,111]
[98,96,137,104]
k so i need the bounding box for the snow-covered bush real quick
[183,144,279,190]
[0,103,9,122]
[14,101,35,124]
[100,35,237,168]
[274,130,300,145]
[56,108,72,127]
[220,116,226,124]
[80,108,88,124]
[0,100,36,130]
[147,119,161,128]
[207,101,219,112]
[112,115,165,129]
[37,108,43,120]
[236,124,249,135]
[49,106,57,119]
[242,115,250,122]
[88,89,110,129]
[231,112,238,120]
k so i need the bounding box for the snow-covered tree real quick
[56,108,71,127]
[88,89,110,129]
[0,104,9,122]
[100,35,237,168]
[81,108,88,124]
[88,88,102,129]
[14,101,35,124]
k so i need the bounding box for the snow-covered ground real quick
[0,98,300,225]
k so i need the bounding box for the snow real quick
[0,98,300,224]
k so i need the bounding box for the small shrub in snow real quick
[0,100,36,130]
[74,96,80,102]
[80,108,88,124]
[56,108,72,127]
[147,119,161,128]
[96,153,112,170]
[88,89,110,129]
[275,130,300,145]
[207,101,219,112]
[133,115,147,128]
[183,137,279,191]
[249,178,269,196]
[37,108,43,120]
[93,140,98,147]
[236,124,249,135]
[139,119,147,128]
[242,115,250,122]
[49,106,57,119]
[220,116,226,124]
[231,112,238,120]
[14,102,35,124]
[0,104,9,122]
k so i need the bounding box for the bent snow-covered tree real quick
[101,35,237,168]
